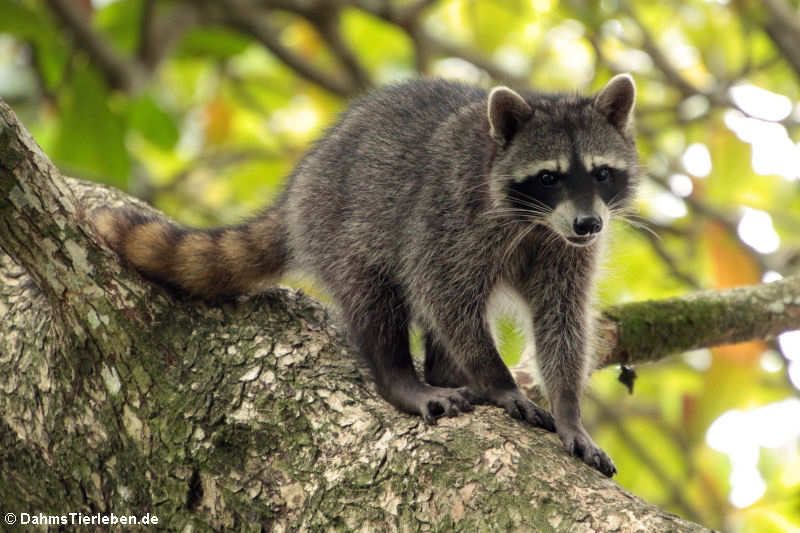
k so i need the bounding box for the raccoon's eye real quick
[594,166,612,182]
[538,171,559,187]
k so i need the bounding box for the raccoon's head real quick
[487,74,640,247]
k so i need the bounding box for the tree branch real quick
[45,0,147,92]
[136,0,159,67]
[761,0,800,80]
[215,0,358,97]
[617,1,702,97]
[638,230,702,289]
[0,96,101,304]
[420,31,531,88]
[513,276,800,395]
[588,395,703,524]
[310,8,373,92]
[353,0,530,88]
[596,276,800,367]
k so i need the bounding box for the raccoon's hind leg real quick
[428,302,556,432]
[424,332,470,388]
[337,274,474,424]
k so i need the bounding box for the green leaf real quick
[128,94,179,150]
[0,1,69,89]
[340,8,413,81]
[176,27,251,59]
[93,0,142,54]
[0,0,41,36]
[52,67,129,186]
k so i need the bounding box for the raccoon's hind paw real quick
[412,385,476,425]
[558,426,617,477]
[488,388,557,432]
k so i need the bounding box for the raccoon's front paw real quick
[558,426,617,477]
[489,389,557,432]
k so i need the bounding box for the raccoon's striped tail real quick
[92,207,288,298]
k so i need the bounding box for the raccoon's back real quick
[284,79,489,273]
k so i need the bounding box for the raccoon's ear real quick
[594,74,636,135]
[488,86,533,146]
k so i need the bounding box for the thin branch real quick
[310,8,373,92]
[137,0,159,68]
[638,229,702,290]
[607,2,799,133]
[634,119,776,279]
[147,4,203,70]
[421,32,530,88]
[253,1,373,91]
[26,42,57,105]
[760,0,800,80]
[646,173,736,229]
[597,274,800,368]
[218,0,357,97]
[353,0,530,88]
[45,0,147,92]
[588,395,705,525]
[142,147,282,203]
[617,1,702,97]
[396,0,438,28]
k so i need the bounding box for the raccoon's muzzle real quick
[572,214,602,236]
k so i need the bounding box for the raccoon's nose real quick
[573,215,602,236]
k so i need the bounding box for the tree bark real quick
[5,96,791,531]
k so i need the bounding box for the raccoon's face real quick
[487,75,639,247]
[504,152,633,247]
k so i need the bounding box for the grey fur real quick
[98,75,640,477]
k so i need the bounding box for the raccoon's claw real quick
[490,389,557,432]
[558,426,617,477]
[417,386,475,425]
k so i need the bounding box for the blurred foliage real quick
[1,0,800,531]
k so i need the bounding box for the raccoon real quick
[94,74,639,477]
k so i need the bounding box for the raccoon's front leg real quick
[525,281,617,477]
[336,276,474,424]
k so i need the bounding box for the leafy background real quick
[1,0,799,531]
